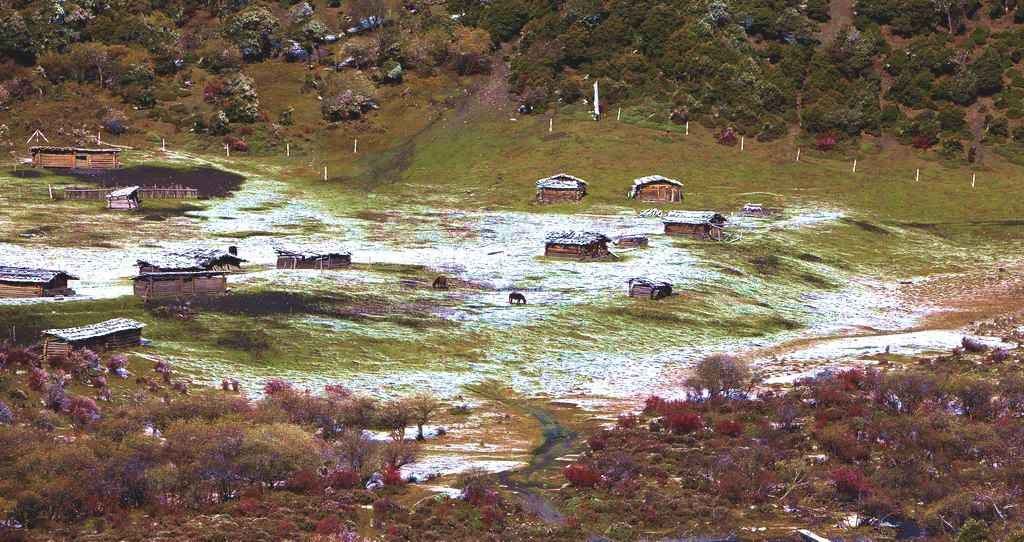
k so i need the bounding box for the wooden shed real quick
[628,175,683,203]
[614,234,649,248]
[42,318,145,361]
[106,186,141,211]
[0,266,78,298]
[137,248,245,274]
[275,246,352,270]
[132,271,228,300]
[544,231,613,260]
[536,174,588,204]
[740,203,783,217]
[30,147,120,169]
[663,211,728,240]
[628,277,673,299]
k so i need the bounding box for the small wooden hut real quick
[536,174,588,204]
[42,318,145,361]
[274,246,352,270]
[740,203,783,217]
[0,266,78,298]
[137,248,245,274]
[628,277,673,299]
[663,211,728,240]
[106,186,141,211]
[30,147,120,169]
[544,231,613,260]
[614,234,649,248]
[132,271,228,300]
[628,175,683,203]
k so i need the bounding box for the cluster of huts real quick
[536,173,683,204]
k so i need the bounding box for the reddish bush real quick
[68,395,100,424]
[663,411,704,434]
[911,134,934,149]
[718,128,738,146]
[239,125,254,136]
[327,467,362,489]
[816,131,839,151]
[830,466,870,499]
[714,418,744,437]
[274,521,297,538]
[263,377,294,396]
[616,413,639,429]
[480,504,503,527]
[586,433,607,451]
[28,367,50,391]
[564,463,602,488]
[324,383,352,398]
[203,81,223,100]
[284,470,323,494]
[381,465,404,486]
[315,515,341,535]
[238,496,263,516]
[223,136,249,152]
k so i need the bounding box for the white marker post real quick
[972,173,976,188]
[685,121,689,136]
[286,143,290,157]
[225,144,230,157]
[796,148,801,162]
[97,130,101,145]
[549,118,553,132]
[617,107,621,121]
[161,138,166,151]
[323,166,328,181]
[353,139,358,154]
[740,137,745,151]
[915,168,920,182]
[852,159,857,173]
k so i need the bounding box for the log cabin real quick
[0,266,78,298]
[614,234,649,248]
[275,246,353,269]
[42,318,145,361]
[628,175,683,203]
[536,174,588,204]
[132,271,228,300]
[544,231,613,260]
[663,211,728,240]
[30,147,120,169]
[628,277,673,299]
[137,248,245,273]
[740,203,783,217]
[106,186,141,211]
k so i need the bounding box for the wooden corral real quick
[30,147,120,169]
[628,175,683,203]
[740,203,783,217]
[536,174,588,204]
[275,247,352,270]
[628,277,673,299]
[0,266,78,298]
[615,234,649,248]
[137,248,245,273]
[42,318,145,361]
[663,211,728,240]
[132,271,228,300]
[544,231,614,260]
[106,186,141,211]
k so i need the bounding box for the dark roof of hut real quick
[662,211,727,225]
[29,146,119,155]
[615,234,649,242]
[628,175,683,198]
[133,271,228,280]
[545,231,611,246]
[629,277,672,289]
[137,249,246,271]
[273,244,352,260]
[107,186,140,199]
[0,266,79,284]
[536,174,588,190]
[43,318,146,342]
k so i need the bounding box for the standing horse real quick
[432,276,449,290]
[508,292,527,305]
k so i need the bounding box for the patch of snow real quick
[779,330,1005,362]
[400,456,525,480]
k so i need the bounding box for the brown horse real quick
[432,276,449,290]
[508,292,527,305]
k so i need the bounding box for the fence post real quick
[323,165,328,181]
[353,139,358,154]
[161,138,166,151]
[915,168,920,182]
[796,148,801,162]
[286,142,290,157]
[225,144,230,157]
[852,159,857,173]
[972,173,976,188]
[685,121,689,136]
[617,107,621,121]
[48,185,53,200]
[740,137,745,151]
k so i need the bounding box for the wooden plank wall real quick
[538,189,582,204]
[134,276,227,299]
[0,283,44,298]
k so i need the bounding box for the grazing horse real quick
[508,292,527,305]
[432,276,449,290]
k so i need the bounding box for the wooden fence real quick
[55,185,199,200]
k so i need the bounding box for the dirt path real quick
[818,0,854,43]
[967,105,986,164]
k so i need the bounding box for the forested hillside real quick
[0,0,1022,160]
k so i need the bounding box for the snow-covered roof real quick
[43,318,146,342]
[107,186,139,199]
[628,175,683,198]
[662,211,726,225]
[536,174,588,190]
[628,277,672,289]
[274,244,352,260]
[0,266,78,284]
[545,231,611,246]
[137,248,245,271]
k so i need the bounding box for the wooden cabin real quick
[106,186,141,211]
[536,174,588,204]
[275,247,352,270]
[544,231,613,260]
[42,318,145,361]
[740,203,783,217]
[663,211,728,240]
[30,147,120,169]
[614,234,649,248]
[0,266,78,298]
[628,175,683,203]
[137,248,245,274]
[628,277,673,299]
[132,271,228,300]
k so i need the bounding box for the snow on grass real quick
[401,456,526,481]
[778,330,1006,362]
